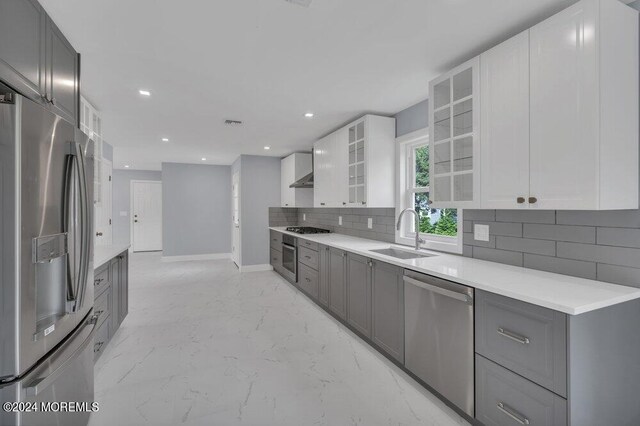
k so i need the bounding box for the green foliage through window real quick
[412,145,457,237]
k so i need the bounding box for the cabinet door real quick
[109,257,121,329]
[328,248,347,320]
[0,0,46,101]
[529,1,598,210]
[481,31,530,209]
[318,245,329,308]
[346,253,372,338]
[313,137,329,207]
[429,57,480,208]
[347,120,366,207]
[118,253,129,324]
[371,261,404,362]
[281,155,294,207]
[331,128,349,207]
[46,17,78,125]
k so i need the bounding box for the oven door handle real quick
[282,244,296,252]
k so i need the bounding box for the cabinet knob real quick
[516,197,525,204]
[528,197,538,204]
[320,203,326,206]
[96,232,103,237]
[342,202,346,206]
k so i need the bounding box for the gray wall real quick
[161,162,231,257]
[395,99,428,137]
[238,155,281,266]
[102,141,113,162]
[112,169,162,246]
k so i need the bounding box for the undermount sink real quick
[369,247,436,260]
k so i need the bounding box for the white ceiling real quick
[39,0,578,170]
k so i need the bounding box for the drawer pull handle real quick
[497,327,530,345]
[497,402,530,425]
[305,277,311,282]
[305,256,311,259]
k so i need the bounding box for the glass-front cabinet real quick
[348,120,366,205]
[429,57,480,208]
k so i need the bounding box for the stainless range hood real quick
[289,171,313,188]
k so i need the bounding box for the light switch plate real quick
[367,218,373,229]
[303,213,306,221]
[474,224,490,241]
[339,216,342,226]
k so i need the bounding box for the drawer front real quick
[476,355,567,426]
[270,248,282,269]
[94,265,110,296]
[299,239,318,252]
[94,287,111,328]
[94,317,111,361]
[298,262,319,300]
[270,231,283,250]
[476,290,567,396]
[298,245,319,270]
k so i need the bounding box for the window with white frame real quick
[396,130,463,253]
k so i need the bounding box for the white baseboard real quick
[239,264,274,273]
[161,253,231,263]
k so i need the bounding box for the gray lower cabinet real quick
[346,253,372,338]
[93,250,129,362]
[371,261,404,363]
[328,247,347,320]
[476,291,567,397]
[270,247,282,273]
[476,354,567,426]
[0,0,79,125]
[318,245,329,308]
[298,263,319,300]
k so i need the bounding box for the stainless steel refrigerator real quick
[0,80,98,426]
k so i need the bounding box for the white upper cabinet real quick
[429,57,481,208]
[314,115,395,208]
[527,0,638,210]
[480,31,530,209]
[281,153,313,208]
[435,0,639,210]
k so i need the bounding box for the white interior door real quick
[231,171,240,267]
[132,181,163,252]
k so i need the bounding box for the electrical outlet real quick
[303,213,306,221]
[474,224,490,242]
[339,216,342,226]
[367,218,373,229]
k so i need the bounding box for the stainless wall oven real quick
[281,234,297,283]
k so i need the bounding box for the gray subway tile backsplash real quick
[464,208,640,289]
[271,206,640,289]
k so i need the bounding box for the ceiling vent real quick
[284,0,312,7]
[224,119,243,126]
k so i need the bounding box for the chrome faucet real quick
[396,208,425,251]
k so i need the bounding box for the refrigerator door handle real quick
[64,142,90,312]
[63,150,81,308]
[76,142,91,311]
[24,312,99,397]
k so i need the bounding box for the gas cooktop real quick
[285,226,331,234]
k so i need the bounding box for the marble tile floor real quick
[88,252,470,426]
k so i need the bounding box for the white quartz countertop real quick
[270,227,640,315]
[94,244,130,269]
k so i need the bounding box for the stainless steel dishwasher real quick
[403,270,474,417]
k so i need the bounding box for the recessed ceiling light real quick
[304,112,314,118]
[162,138,169,142]
[264,146,271,150]
[124,165,130,168]
[201,157,207,161]
[139,90,151,96]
